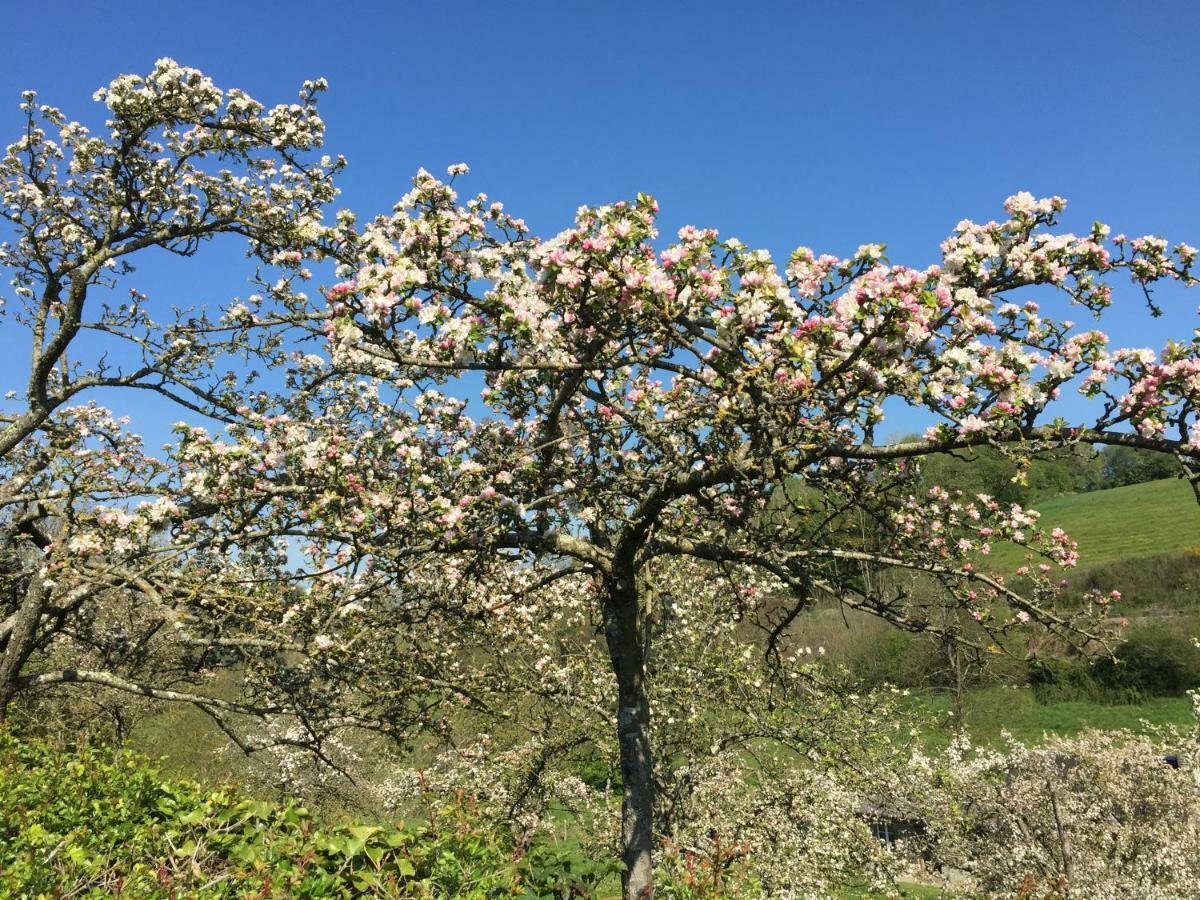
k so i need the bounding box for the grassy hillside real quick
[910,687,1195,751]
[987,477,1200,570]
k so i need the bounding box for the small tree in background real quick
[1097,443,1181,487]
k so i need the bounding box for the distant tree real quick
[1097,443,1181,488]
[910,441,1102,505]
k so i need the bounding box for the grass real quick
[908,685,1195,750]
[986,477,1200,571]
[131,701,233,780]
[840,881,948,898]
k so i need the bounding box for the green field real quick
[910,686,1195,750]
[987,477,1200,570]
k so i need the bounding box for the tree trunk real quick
[0,574,49,720]
[604,573,655,900]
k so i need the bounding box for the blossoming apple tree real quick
[5,61,1200,898]
[180,167,1196,897]
[0,60,343,740]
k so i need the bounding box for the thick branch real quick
[18,668,282,717]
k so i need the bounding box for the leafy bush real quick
[1027,656,1135,704]
[848,630,929,690]
[1093,624,1200,698]
[0,731,616,898]
[1067,552,1200,611]
[1030,623,1200,705]
[566,741,622,793]
[653,839,759,899]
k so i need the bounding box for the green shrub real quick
[0,730,617,898]
[653,839,761,899]
[849,629,943,690]
[567,741,621,793]
[1028,656,1135,704]
[1067,552,1200,611]
[1029,623,1200,705]
[1093,623,1200,698]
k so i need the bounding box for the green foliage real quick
[839,883,948,899]
[653,839,760,899]
[0,731,617,898]
[565,742,621,793]
[517,844,622,898]
[1092,622,1200,698]
[1030,621,1200,705]
[1028,657,1138,704]
[843,629,943,691]
[912,443,1099,506]
[1066,550,1200,612]
[1097,445,1181,488]
[911,443,1178,510]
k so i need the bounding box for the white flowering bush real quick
[878,711,1200,898]
[663,763,897,898]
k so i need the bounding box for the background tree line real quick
[908,442,1181,506]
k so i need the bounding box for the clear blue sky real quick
[2,0,1198,441]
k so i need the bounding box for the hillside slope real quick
[987,477,1200,570]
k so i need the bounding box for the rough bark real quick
[0,574,49,719]
[604,571,655,900]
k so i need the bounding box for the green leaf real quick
[347,824,380,843]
